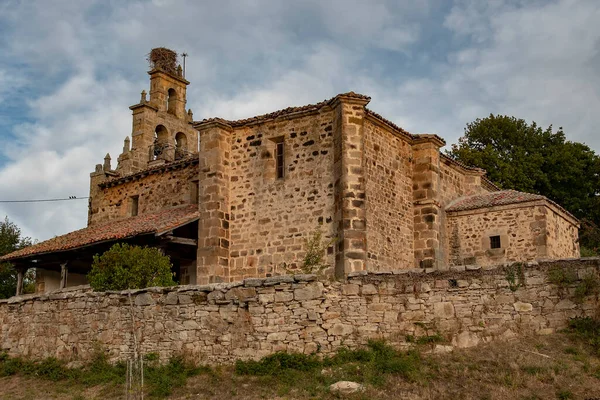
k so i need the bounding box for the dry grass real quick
[1,331,600,400]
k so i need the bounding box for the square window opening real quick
[490,235,501,249]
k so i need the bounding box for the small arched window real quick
[167,88,177,115]
[175,132,187,159]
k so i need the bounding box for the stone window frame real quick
[275,138,285,179]
[264,135,285,181]
[482,231,508,258]
[130,195,139,217]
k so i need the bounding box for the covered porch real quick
[0,205,200,296]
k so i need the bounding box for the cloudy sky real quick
[1,0,599,242]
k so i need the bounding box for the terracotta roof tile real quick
[194,92,371,128]
[446,190,547,212]
[0,205,200,262]
[100,157,198,188]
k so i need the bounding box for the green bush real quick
[580,246,600,257]
[88,243,176,291]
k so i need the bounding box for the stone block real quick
[361,284,377,295]
[134,293,155,306]
[342,284,359,295]
[274,291,294,302]
[294,282,323,301]
[513,302,533,312]
[433,302,455,319]
[328,323,354,336]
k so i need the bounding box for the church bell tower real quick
[117,47,198,174]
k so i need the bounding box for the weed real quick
[547,266,577,288]
[520,365,546,375]
[406,333,445,345]
[574,273,600,302]
[556,389,573,399]
[504,262,526,291]
[566,317,600,355]
[563,347,579,355]
[294,229,336,275]
[235,340,427,393]
[0,350,211,399]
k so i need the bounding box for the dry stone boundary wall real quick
[1,259,599,364]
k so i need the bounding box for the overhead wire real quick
[0,197,89,203]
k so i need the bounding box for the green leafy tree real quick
[88,243,176,291]
[448,115,600,253]
[0,217,34,298]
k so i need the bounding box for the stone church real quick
[1,48,580,294]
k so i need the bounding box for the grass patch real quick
[235,340,429,394]
[566,317,600,355]
[0,350,211,398]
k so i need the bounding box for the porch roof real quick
[0,205,200,262]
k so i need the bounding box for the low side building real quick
[0,48,580,294]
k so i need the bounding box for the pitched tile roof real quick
[0,205,200,262]
[194,92,371,128]
[446,190,547,212]
[100,157,198,188]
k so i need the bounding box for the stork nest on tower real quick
[147,47,178,75]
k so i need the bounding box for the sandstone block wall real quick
[363,119,414,270]
[546,207,580,258]
[447,203,579,266]
[89,163,198,225]
[1,259,597,365]
[447,204,548,266]
[228,110,336,280]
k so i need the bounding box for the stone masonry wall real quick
[1,259,598,365]
[447,203,548,266]
[363,119,414,270]
[546,208,580,259]
[228,110,336,280]
[438,160,489,207]
[89,164,198,225]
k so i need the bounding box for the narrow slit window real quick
[131,195,139,217]
[276,141,285,179]
[190,181,199,205]
[490,235,501,249]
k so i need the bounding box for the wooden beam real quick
[164,235,198,246]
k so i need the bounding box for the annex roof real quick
[446,190,546,212]
[0,205,200,262]
[446,190,578,225]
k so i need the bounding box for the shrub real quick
[547,266,578,288]
[301,230,335,274]
[574,273,600,302]
[88,243,176,291]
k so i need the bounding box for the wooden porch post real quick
[15,267,25,296]
[60,262,68,289]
